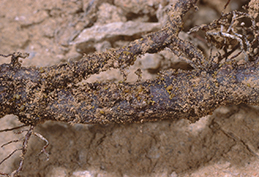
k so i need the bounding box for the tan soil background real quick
[1,0,259,176]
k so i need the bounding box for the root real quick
[0,0,258,175]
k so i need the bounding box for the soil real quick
[1,0,259,176]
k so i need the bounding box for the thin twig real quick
[0,125,27,133]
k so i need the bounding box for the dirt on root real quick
[1,0,259,176]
